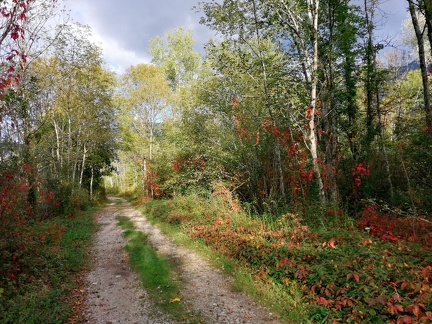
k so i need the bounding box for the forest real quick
[1,0,431,323]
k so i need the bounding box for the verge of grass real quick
[116,216,204,324]
[0,208,97,324]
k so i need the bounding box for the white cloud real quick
[88,29,151,74]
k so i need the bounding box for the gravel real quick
[83,197,281,324]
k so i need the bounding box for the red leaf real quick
[315,296,333,307]
[353,272,360,282]
[11,31,19,40]
[387,301,404,315]
[397,316,413,324]
[406,304,425,318]
[392,292,401,300]
[421,266,431,280]
[420,311,432,321]
[277,257,290,268]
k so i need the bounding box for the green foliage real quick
[114,63,171,196]
[26,24,118,202]
[149,26,202,91]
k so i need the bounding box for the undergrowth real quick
[0,209,96,323]
[137,192,432,324]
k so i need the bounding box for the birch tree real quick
[117,64,171,197]
[407,0,432,133]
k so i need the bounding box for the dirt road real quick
[84,197,281,323]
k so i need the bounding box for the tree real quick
[117,64,171,197]
[200,0,332,205]
[148,27,202,118]
[149,26,201,90]
[29,24,117,203]
[407,0,432,133]
[0,0,65,214]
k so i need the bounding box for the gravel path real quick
[84,197,281,324]
[84,198,174,324]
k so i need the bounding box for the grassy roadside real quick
[0,208,97,324]
[116,216,204,324]
[129,196,307,323]
[130,194,432,323]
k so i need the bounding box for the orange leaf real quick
[361,238,373,246]
[322,237,337,248]
[421,283,430,293]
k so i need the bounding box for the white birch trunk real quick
[307,0,326,205]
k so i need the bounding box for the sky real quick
[66,0,409,74]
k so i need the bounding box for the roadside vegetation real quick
[2,0,432,323]
[0,205,96,323]
[1,2,116,322]
[108,2,432,322]
[133,193,432,323]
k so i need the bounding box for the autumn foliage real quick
[358,205,432,250]
[0,0,31,95]
[143,193,432,323]
[0,165,65,284]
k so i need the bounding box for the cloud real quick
[67,0,408,72]
[88,28,151,74]
[67,0,215,72]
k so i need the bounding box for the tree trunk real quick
[423,0,432,57]
[307,0,326,206]
[90,166,94,200]
[79,144,87,188]
[142,155,147,196]
[364,0,377,146]
[53,119,62,168]
[408,0,432,132]
[376,91,394,200]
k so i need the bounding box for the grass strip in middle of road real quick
[116,216,203,324]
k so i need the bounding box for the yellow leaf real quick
[170,297,181,303]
